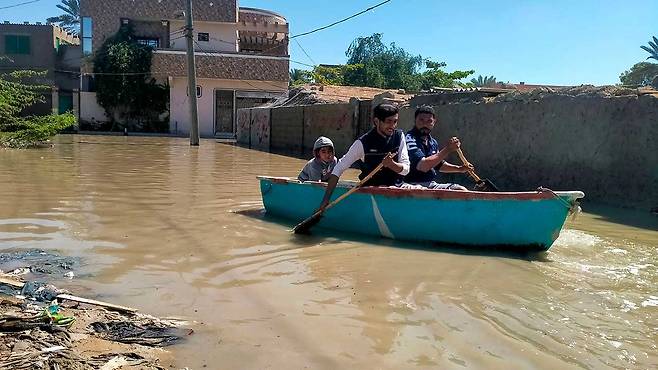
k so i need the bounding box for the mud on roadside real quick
[0,249,193,369]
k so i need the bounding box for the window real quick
[197,32,209,42]
[4,35,31,55]
[136,38,160,48]
[82,17,92,55]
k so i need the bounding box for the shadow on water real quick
[232,209,552,262]
[582,202,658,232]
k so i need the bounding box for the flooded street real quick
[0,135,656,369]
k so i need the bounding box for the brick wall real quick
[271,106,304,155]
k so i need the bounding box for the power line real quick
[0,0,41,10]
[290,60,315,68]
[55,69,167,76]
[293,39,316,66]
[290,0,392,39]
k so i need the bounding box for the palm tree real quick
[46,0,80,34]
[470,75,498,87]
[289,69,312,86]
[640,36,658,61]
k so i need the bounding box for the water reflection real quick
[0,135,655,369]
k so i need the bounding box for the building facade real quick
[80,0,289,137]
[0,22,80,117]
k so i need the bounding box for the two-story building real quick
[0,22,80,117]
[80,0,289,138]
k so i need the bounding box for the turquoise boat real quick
[258,176,584,251]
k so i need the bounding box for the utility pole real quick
[185,0,200,146]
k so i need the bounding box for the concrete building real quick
[0,22,80,117]
[80,0,289,137]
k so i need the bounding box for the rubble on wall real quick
[266,83,656,108]
[492,85,644,103]
[266,84,412,107]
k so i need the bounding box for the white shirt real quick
[331,134,410,177]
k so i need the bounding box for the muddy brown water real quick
[0,135,656,369]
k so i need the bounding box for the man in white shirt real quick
[317,103,410,210]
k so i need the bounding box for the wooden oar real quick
[456,148,500,192]
[293,160,387,234]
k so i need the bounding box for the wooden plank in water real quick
[56,294,138,313]
[0,275,137,313]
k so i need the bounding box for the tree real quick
[421,60,474,89]
[470,75,498,87]
[341,33,473,91]
[0,69,74,148]
[619,62,658,86]
[345,33,424,90]
[93,25,168,131]
[46,0,80,34]
[311,65,345,85]
[289,69,312,86]
[640,36,658,61]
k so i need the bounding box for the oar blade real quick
[293,213,323,234]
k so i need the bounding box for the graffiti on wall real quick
[236,109,251,145]
[251,108,270,151]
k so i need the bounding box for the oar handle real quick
[323,160,386,213]
[456,148,482,182]
[300,161,387,223]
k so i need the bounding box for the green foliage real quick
[470,75,498,87]
[640,36,658,62]
[342,63,385,88]
[619,62,658,86]
[1,113,75,148]
[289,69,312,86]
[300,33,474,91]
[421,60,475,89]
[93,25,169,130]
[46,0,80,34]
[311,65,347,85]
[345,33,426,90]
[0,69,74,148]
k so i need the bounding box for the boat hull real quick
[258,177,584,251]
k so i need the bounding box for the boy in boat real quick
[298,136,337,182]
[405,105,473,190]
[316,103,411,210]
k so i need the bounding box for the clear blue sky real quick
[3,0,656,85]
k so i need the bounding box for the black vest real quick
[357,128,404,186]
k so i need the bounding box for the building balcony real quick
[151,49,289,82]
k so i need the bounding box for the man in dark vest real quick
[405,105,472,190]
[317,103,410,210]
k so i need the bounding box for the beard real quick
[419,127,431,136]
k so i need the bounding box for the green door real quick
[58,94,73,114]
